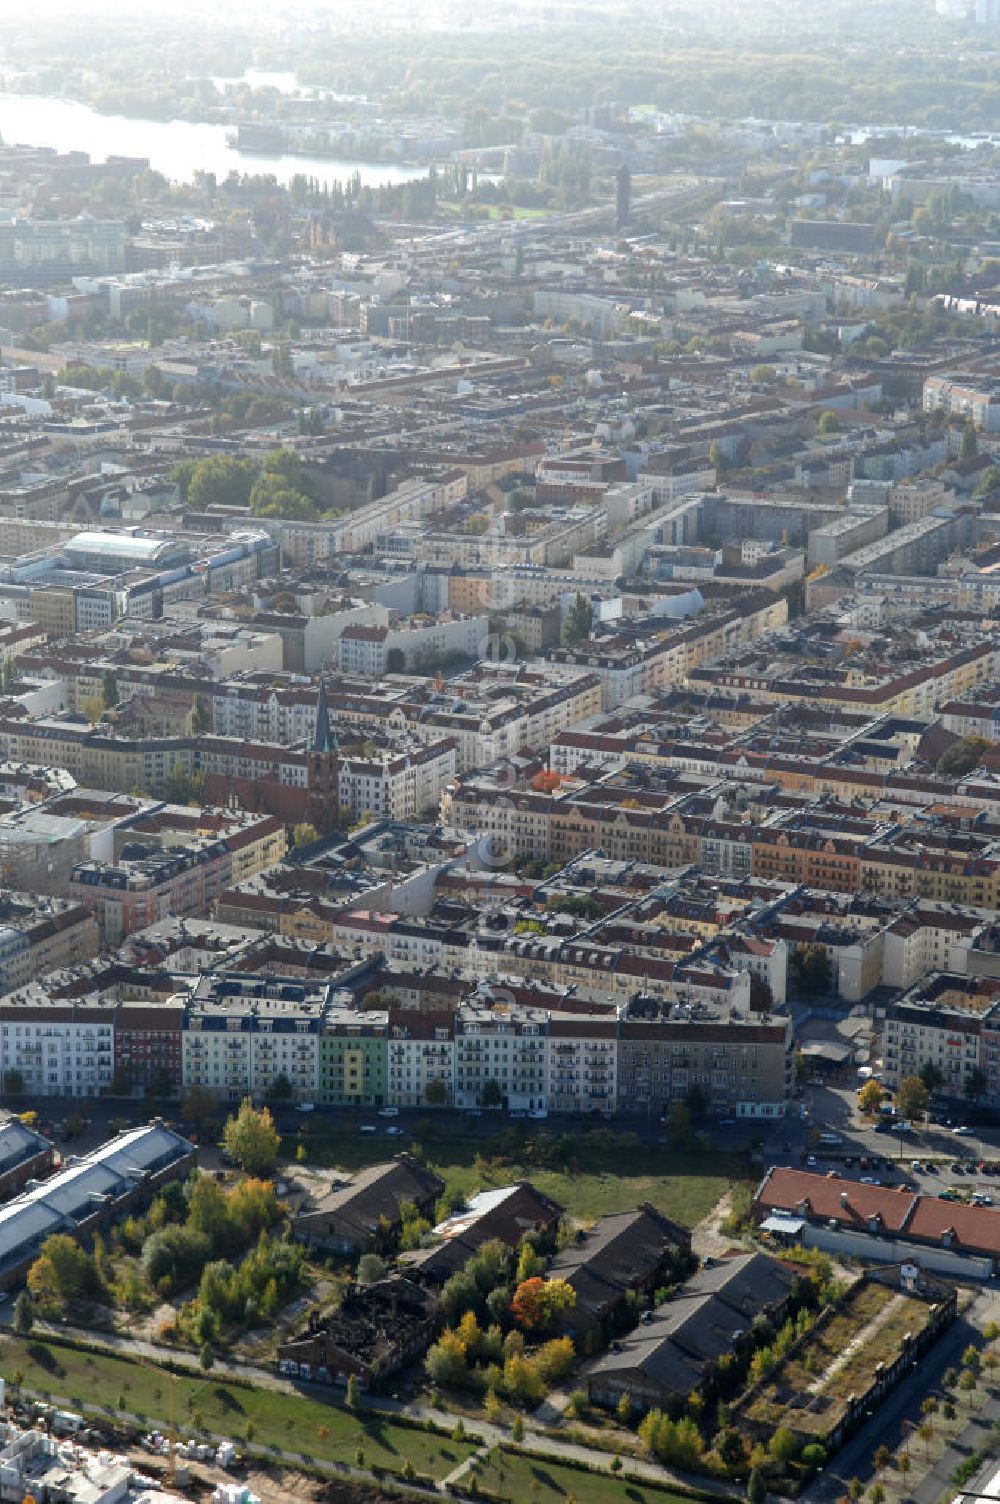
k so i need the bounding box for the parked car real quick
[359,1124,377,1135]
[953,1125,974,1136]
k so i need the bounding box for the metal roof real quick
[0,1121,193,1270]
[65,532,180,565]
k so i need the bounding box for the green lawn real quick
[296,1124,743,1229]
[475,1446,715,1504]
[0,1335,474,1481]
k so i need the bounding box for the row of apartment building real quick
[0,973,793,1118]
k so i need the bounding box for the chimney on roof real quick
[840,1191,850,1208]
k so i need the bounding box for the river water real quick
[0,92,429,189]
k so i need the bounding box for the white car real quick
[378,1107,399,1118]
[953,1125,974,1136]
[385,1125,404,1136]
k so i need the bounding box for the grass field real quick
[296,1123,743,1229]
[0,1335,475,1481]
[475,1446,713,1504]
[0,1335,724,1504]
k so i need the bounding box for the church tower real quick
[307,677,339,829]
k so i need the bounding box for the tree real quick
[101,669,119,709]
[535,1336,575,1385]
[425,1330,468,1387]
[897,1075,930,1124]
[199,1341,214,1372]
[222,1100,281,1176]
[960,419,978,461]
[292,822,319,848]
[425,1077,449,1107]
[817,410,840,435]
[708,440,726,473]
[509,1276,576,1330]
[482,1079,504,1109]
[185,455,257,511]
[516,1239,543,1283]
[346,1374,360,1409]
[357,1254,387,1287]
[561,591,593,647]
[962,1343,981,1375]
[28,1234,104,1310]
[617,1392,633,1426]
[269,1073,293,1102]
[12,1290,33,1336]
[937,735,993,779]
[746,1466,766,1504]
[685,1083,710,1118]
[81,695,106,725]
[192,694,212,734]
[965,1067,988,1103]
[769,1426,798,1465]
[919,1061,944,1094]
[2,1069,24,1097]
[858,1080,885,1118]
[794,944,832,996]
[181,1086,220,1133]
[974,466,1000,499]
[666,1102,692,1146]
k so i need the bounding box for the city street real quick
[802,1286,1000,1503]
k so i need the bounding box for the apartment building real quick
[181,975,330,1104]
[0,897,98,997]
[386,1009,455,1109]
[68,812,286,945]
[547,1015,618,1115]
[881,977,997,1097]
[319,1011,388,1108]
[338,739,457,823]
[0,998,116,1098]
[454,1005,548,1114]
[617,1012,794,1120]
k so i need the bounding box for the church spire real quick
[313,677,335,753]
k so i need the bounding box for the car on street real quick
[385,1125,404,1136]
[806,1154,818,1167]
[953,1125,974,1135]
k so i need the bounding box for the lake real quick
[0,92,429,189]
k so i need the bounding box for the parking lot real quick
[750,1071,1000,1201]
